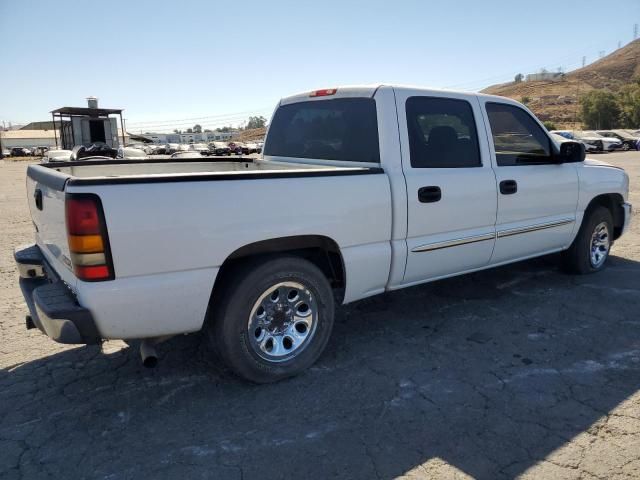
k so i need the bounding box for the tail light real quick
[309,88,337,97]
[65,194,114,281]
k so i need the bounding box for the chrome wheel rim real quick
[247,281,318,363]
[590,222,610,268]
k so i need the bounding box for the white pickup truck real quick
[16,85,632,382]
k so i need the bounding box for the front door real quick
[395,90,498,285]
[479,100,579,264]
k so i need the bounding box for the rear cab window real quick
[264,98,380,163]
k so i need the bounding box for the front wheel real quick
[209,256,335,383]
[561,206,613,274]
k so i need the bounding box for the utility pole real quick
[634,23,638,40]
[582,56,586,67]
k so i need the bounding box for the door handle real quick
[499,180,518,195]
[418,186,442,203]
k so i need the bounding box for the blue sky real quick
[1,0,638,132]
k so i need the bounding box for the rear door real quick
[395,89,498,284]
[479,100,579,264]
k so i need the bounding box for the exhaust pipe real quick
[139,335,173,368]
[140,340,158,368]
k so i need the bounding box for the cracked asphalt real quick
[1,152,639,479]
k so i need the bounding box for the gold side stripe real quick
[497,218,574,238]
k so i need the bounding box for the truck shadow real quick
[1,254,639,479]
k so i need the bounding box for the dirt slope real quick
[482,39,640,127]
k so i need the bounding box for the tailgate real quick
[26,165,77,289]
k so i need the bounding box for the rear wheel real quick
[561,206,613,274]
[209,256,335,383]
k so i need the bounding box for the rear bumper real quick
[15,244,101,344]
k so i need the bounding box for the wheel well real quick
[211,235,345,307]
[585,193,625,239]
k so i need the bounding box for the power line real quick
[126,106,273,126]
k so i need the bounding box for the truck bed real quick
[31,157,381,189]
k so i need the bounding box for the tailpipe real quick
[140,340,158,368]
[139,335,173,368]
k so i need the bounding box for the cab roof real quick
[279,84,512,105]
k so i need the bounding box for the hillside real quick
[482,39,640,127]
[231,127,267,142]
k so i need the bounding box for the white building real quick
[0,129,129,149]
[525,72,564,82]
[137,130,237,144]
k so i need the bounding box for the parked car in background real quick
[10,147,32,156]
[1,148,11,158]
[581,131,622,151]
[170,151,203,159]
[127,143,154,155]
[209,141,231,155]
[42,149,73,162]
[117,146,149,160]
[190,143,211,155]
[228,141,249,155]
[15,85,632,383]
[596,130,639,151]
[550,130,621,152]
[245,143,259,154]
[32,146,50,156]
[167,143,181,154]
[149,144,169,155]
[550,131,600,151]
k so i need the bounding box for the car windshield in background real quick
[264,98,380,163]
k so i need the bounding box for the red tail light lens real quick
[66,197,101,235]
[65,194,114,281]
[310,88,337,97]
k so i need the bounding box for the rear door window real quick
[264,98,380,163]
[406,96,481,168]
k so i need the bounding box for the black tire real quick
[561,206,613,274]
[209,256,335,383]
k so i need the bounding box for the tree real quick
[514,73,523,83]
[216,126,232,133]
[617,82,640,128]
[246,116,267,130]
[579,90,620,129]
[204,129,212,132]
[543,121,557,131]
[193,124,202,133]
[521,96,531,105]
[173,129,183,134]
[186,128,193,133]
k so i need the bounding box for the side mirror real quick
[557,141,585,163]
